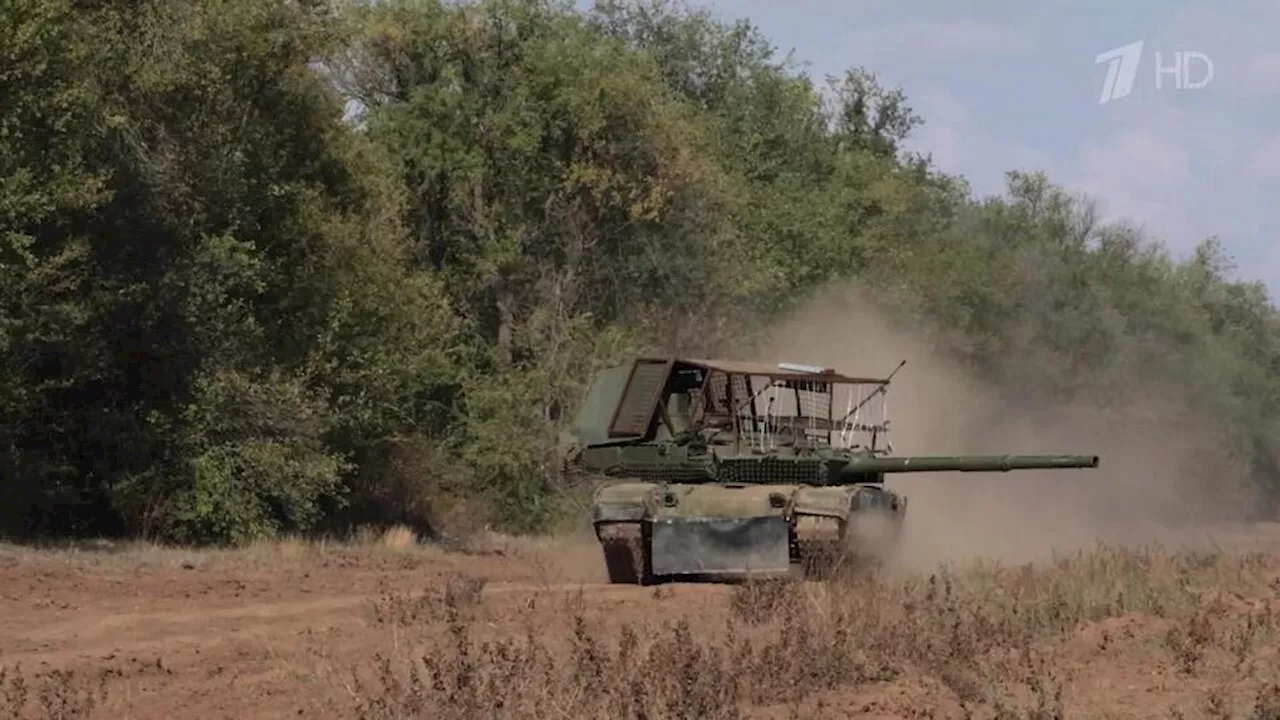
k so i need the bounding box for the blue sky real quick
[679,0,1280,297]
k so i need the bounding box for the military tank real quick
[558,356,1100,584]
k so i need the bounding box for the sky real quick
[678,0,1280,298]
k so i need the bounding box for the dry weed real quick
[0,523,444,574]
[1166,608,1216,675]
[1251,683,1280,720]
[368,572,488,627]
[338,543,1280,718]
[0,664,109,720]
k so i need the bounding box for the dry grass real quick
[333,543,1280,720]
[4,538,1280,718]
[0,665,109,720]
[0,524,438,572]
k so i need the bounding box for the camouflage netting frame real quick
[693,370,845,446]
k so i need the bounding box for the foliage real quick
[1,0,1277,543]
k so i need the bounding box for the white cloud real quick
[847,19,1030,57]
[904,87,1050,196]
[1067,127,1195,240]
[1247,53,1280,97]
[1073,125,1191,196]
[911,88,1267,267]
[689,0,1280,293]
[1153,2,1280,105]
[1255,133,1280,179]
[1061,96,1280,270]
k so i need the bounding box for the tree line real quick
[2,0,1276,544]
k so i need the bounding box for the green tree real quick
[0,0,459,543]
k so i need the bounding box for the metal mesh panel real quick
[730,374,751,408]
[605,457,718,483]
[794,381,832,421]
[691,371,733,427]
[609,358,671,437]
[718,457,826,484]
[708,372,729,412]
[754,381,831,420]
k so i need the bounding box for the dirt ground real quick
[0,530,727,719]
[4,525,1280,720]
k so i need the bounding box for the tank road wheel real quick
[792,515,846,581]
[596,521,651,585]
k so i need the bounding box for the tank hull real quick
[591,481,905,584]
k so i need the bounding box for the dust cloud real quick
[743,284,1261,570]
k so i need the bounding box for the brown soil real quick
[2,526,1280,719]
[0,533,728,719]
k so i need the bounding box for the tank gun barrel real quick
[837,454,1099,478]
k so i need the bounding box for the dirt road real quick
[0,536,741,719]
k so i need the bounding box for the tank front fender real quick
[591,482,659,523]
[792,486,856,520]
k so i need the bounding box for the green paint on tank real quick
[560,356,1101,584]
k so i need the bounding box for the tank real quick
[558,356,1100,584]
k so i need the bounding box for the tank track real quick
[598,521,649,585]
[792,514,847,579]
